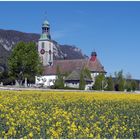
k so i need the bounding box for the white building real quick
[35,20,106,89]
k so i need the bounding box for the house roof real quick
[43,58,106,75]
[65,69,92,82]
[65,69,81,81]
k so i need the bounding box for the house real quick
[35,19,106,89]
[65,69,93,90]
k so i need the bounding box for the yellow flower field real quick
[0,90,140,139]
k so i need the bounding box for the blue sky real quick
[0,1,140,79]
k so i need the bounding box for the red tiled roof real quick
[43,58,106,75]
[86,58,106,72]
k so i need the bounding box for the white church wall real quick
[65,82,79,89]
[35,75,56,87]
[65,82,93,90]
[38,41,53,66]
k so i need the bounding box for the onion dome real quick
[42,20,50,27]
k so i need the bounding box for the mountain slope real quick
[0,29,87,72]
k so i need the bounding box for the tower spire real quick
[38,16,53,66]
[39,12,51,40]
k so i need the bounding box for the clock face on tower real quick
[40,49,45,55]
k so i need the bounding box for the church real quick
[35,20,106,89]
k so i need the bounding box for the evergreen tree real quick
[125,80,132,92]
[79,68,92,90]
[106,75,114,91]
[84,67,92,79]
[124,73,132,91]
[125,73,138,92]
[119,79,125,91]
[8,42,42,86]
[54,66,64,89]
[131,80,138,91]
[93,73,106,90]
[114,70,125,91]
[79,69,86,90]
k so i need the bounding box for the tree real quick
[114,70,125,91]
[124,73,131,91]
[84,67,92,79]
[79,68,92,90]
[54,66,64,89]
[125,74,138,92]
[0,71,15,85]
[8,42,42,86]
[79,69,86,90]
[93,73,106,90]
[131,80,138,91]
[125,80,132,92]
[106,75,114,91]
[124,73,139,92]
[125,80,138,92]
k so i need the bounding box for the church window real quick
[42,42,45,49]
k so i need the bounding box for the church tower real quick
[38,20,53,66]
